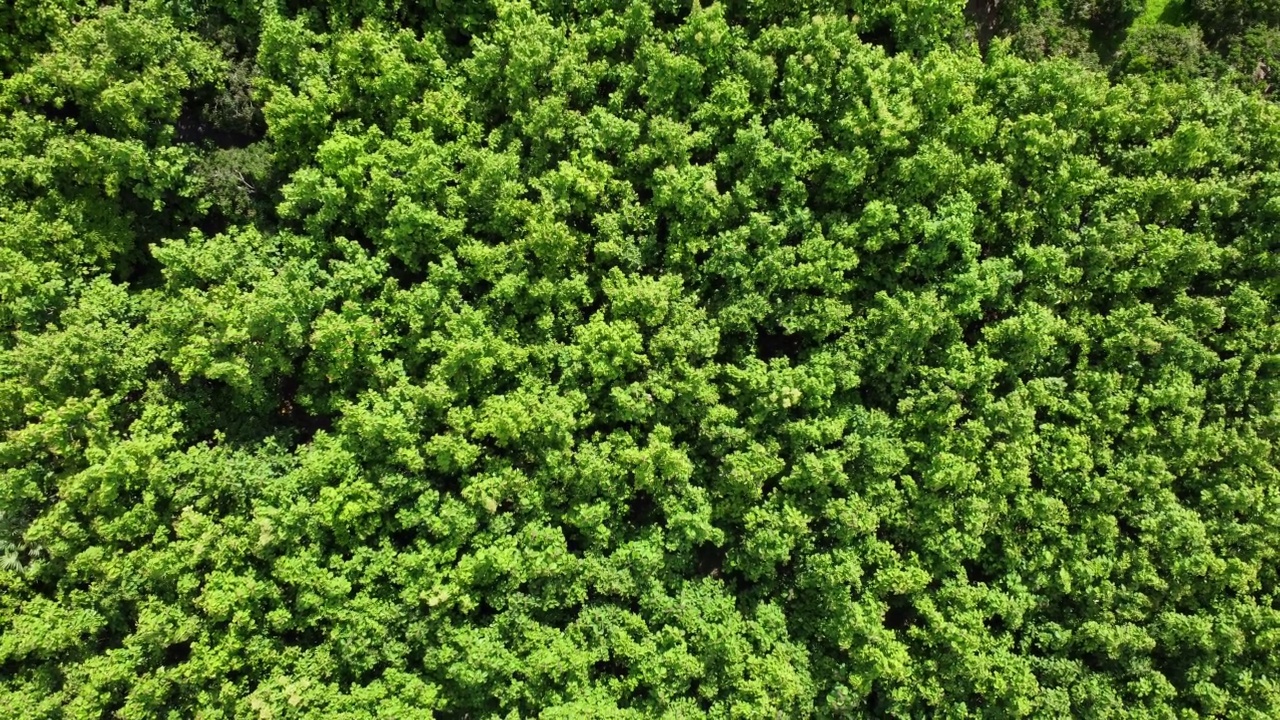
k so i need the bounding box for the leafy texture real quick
[3,1,1280,717]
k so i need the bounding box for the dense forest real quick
[2,0,1279,717]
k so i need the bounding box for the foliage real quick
[3,1,1280,718]
[1189,0,1280,39]
[988,0,1280,84]
[1002,5,1102,63]
[1113,22,1216,78]
[1223,23,1280,87]
[1170,0,1280,81]
[977,0,1143,70]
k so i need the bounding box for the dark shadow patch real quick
[962,556,996,585]
[163,640,192,666]
[859,24,899,56]
[695,542,727,579]
[627,491,659,529]
[966,0,1004,52]
[756,328,804,363]
[883,593,920,633]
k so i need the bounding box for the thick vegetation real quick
[986,0,1280,86]
[2,1,1280,717]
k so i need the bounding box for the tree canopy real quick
[2,1,1280,717]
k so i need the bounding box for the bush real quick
[1006,7,1100,63]
[1189,0,1280,40]
[1224,23,1280,86]
[1114,23,1212,79]
[1064,0,1145,31]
